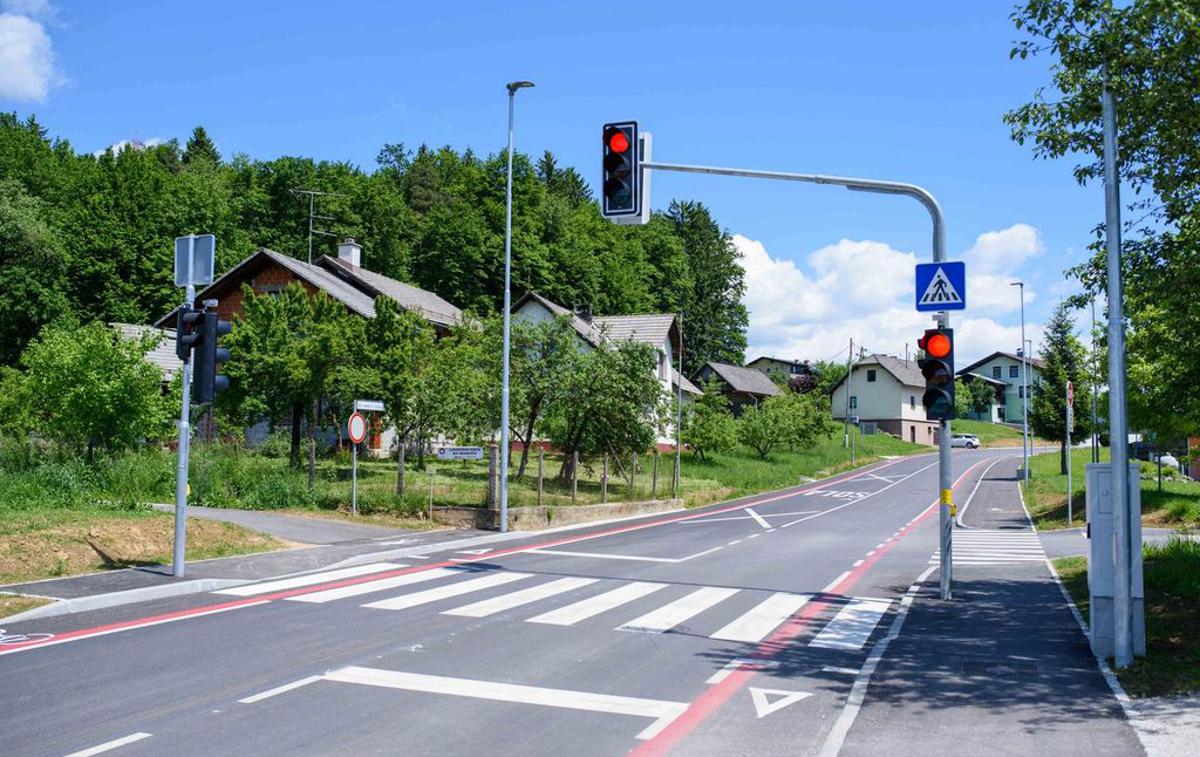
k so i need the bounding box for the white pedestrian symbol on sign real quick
[918,267,963,307]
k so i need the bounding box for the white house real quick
[956,351,1045,424]
[829,354,937,446]
[511,291,700,448]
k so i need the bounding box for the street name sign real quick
[436,446,484,461]
[915,261,966,312]
[354,399,386,413]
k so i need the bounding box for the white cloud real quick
[0,2,60,102]
[92,137,169,157]
[735,230,1044,368]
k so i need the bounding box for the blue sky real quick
[0,0,1103,365]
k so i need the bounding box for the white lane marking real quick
[364,572,532,611]
[63,732,152,757]
[525,549,679,563]
[618,587,740,634]
[823,666,861,676]
[238,675,324,704]
[779,460,939,528]
[216,563,404,596]
[0,601,269,658]
[710,592,810,643]
[744,507,771,529]
[324,666,689,740]
[816,565,935,757]
[726,540,742,546]
[810,598,892,650]
[527,582,667,626]
[821,571,851,593]
[954,456,1008,528]
[680,510,816,524]
[750,687,813,718]
[442,577,598,618]
[705,658,779,684]
[287,567,460,604]
[852,559,864,568]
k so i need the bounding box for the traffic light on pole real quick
[601,121,640,219]
[918,328,955,421]
[175,306,203,361]
[192,312,231,405]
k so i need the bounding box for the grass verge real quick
[0,509,288,585]
[1024,447,1200,531]
[0,594,52,620]
[1053,538,1200,697]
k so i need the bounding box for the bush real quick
[190,443,316,510]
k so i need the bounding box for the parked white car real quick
[1157,453,1180,470]
[951,434,981,449]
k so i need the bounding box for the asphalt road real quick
[0,448,1136,756]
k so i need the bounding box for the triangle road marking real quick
[749,686,813,718]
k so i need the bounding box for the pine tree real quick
[182,126,221,165]
[1028,302,1092,474]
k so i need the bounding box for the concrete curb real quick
[1,578,249,624]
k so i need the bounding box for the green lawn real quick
[1054,538,1200,697]
[953,419,1029,447]
[1024,446,1200,531]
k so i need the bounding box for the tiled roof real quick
[958,350,1046,375]
[672,368,701,396]
[321,256,462,328]
[704,361,783,397]
[591,314,675,349]
[113,323,181,381]
[514,291,603,345]
[827,354,924,392]
[262,250,376,318]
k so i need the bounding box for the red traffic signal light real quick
[918,328,955,421]
[923,331,951,359]
[601,121,640,219]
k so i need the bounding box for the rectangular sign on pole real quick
[174,234,216,287]
[354,399,386,413]
[915,261,966,312]
[436,446,484,461]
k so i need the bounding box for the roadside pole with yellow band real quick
[941,488,956,517]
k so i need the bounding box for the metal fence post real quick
[537,448,544,508]
[602,454,608,504]
[428,466,434,522]
[652,450,659,499]
[487,444,498,512]
[571,451,578,505]
[631,452,638,498]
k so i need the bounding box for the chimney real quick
[573,305,593,323]
[337,238,362,268]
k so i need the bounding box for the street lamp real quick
[500,80,534,534]
[1011,281,1029,485]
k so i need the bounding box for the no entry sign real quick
[348,412,367,445]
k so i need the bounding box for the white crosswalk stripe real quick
[288,567,461,604]
[363,571,533,611]
[934,529,1046,565]
[217,563,405,597]
[442,577,599,618]
[809,597,892,650]
[526,582,668,626]
[617,587,740,634]
[710,592,811,643]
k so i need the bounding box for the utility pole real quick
[1103,71,1134,668]
[675,310,684,498]
[1012,281,1030,484]
[1091,296,1100,463]
[843,338,853,449]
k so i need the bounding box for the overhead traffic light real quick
[918,327,955,421]
[192,312,231,405]
[175,306,203,361]
[601,121,641,220]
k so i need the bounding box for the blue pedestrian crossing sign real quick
[915,261,966,312]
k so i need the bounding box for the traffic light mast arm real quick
[638,160,945,263]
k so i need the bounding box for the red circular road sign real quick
[348,412,368,444]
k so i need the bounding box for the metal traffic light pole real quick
[639,160,954,599]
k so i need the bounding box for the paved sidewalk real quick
[151,503,419,545]
[838,458,1146,756]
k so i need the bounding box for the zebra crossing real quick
[217,564,893,651]
[933,528,1046,566]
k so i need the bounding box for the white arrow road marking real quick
[457,548,494,555]
[323,666,689,740]
[749,687,812,718]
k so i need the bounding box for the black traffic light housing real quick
[192,312,231,405]
[918,327,955,421]
[176,306,203,361]
[601,121,640,219]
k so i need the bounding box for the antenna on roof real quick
[289,188,343,264]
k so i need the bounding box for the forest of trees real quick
[0,115,748,372]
